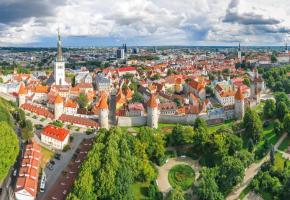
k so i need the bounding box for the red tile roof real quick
[235,86,244,100]
[147,94,158,108]
[18,82,27,95]
[21,103,54,119]
[15,141,41,198]
[42,125,69,142]
[59,114,98,128]
[117,66,136,72]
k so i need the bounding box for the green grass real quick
[239,185,251,200]
[260,191,273,200]
[131,181,150,200]
[256,121,278,149]
[168,164,195,191]
[208,119,234,133]
[278,136,290,151]
[40,147,54,169]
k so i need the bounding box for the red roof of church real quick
[42,125,69,142]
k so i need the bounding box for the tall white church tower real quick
[54,29,66,86]
[238,42,242,61]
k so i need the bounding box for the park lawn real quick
[131,181,150,200]
[278,136,290,151]
[256,121,278,150]
[40,147,54,169]
[208,119,234,133]
[168,164,195,191]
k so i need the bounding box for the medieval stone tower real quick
[54,29,66,86]
[54,95,63,120]
[147,94,159,128]
[98,92,109,130]
[18,82,27,107]
[234,86,245,120]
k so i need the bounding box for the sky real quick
[0,0,290,47]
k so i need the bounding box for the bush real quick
[168,164,195,191]
[63,144,71,152]
[34,124,43,130]
[40,118,45,122]
[86,128,94,135]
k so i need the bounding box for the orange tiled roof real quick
[235,87,244,100]
[34,85,49,93]
[21,103,54,119]
[97,92,108,109]
[15,141,41,198]
[42,125,69,142]
[147,94,158,108]
[59,114,98,128]
[55,95,63,104]
[64,98,78,108]
[18,82,27,95]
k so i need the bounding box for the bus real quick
[40,172,47,192]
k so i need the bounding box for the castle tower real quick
[54,29,66,86]
[234,87,245,120]
[98,92,109,130]
[147,94,159,128]
[238,42,242,61]
[18,82,27,107]
[54,95,63,120]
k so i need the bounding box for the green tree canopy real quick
[0,122,19,182]
[243,109,263,143]
[77,93,88,109]
[263,99,276,119]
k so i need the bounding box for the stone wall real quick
[117,116,147,127]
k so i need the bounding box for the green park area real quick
[168,164,195,191]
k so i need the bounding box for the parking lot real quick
[37,131,95,200]
[41,138,94,200]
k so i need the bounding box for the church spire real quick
[57,28,63,62]
[238,42,241,51]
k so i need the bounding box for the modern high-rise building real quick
[117,48,125,59]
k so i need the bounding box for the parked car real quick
[49,160,55,165]
[54,153,61,160]
[13,169,17,176]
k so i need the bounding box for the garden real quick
[168,164,195,191]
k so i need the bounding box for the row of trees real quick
[67,127,165,200]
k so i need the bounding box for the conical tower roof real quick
[235,87,244,100]
[147,94,158,108]
[18,82,27,95]
[98,92,108,109]
[55,95,63,104]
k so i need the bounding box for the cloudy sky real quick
[0,0,289,47]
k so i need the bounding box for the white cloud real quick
[0,0,289,46]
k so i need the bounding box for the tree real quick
[276,102,288,121]
[166,187,185,200]
[247,138,255,152]
[283,114,290,133]
[243,109,263,143]
[196,167,224,200]
[132,92,144,103]
[217,156,245,194]
[0,122,19,182]
[273,119,283,136]
[243,78,251,87]
[270,146,275,166]
[263,99,276,119]
[194,117,208,133]
[22,120,34,141]
[77,93,88,108]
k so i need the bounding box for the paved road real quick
[156,157,201,194]
[37,131,96,200]
[226,133,287,200]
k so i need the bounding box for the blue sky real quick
[0,0,289,47]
